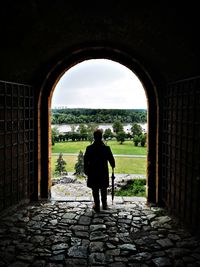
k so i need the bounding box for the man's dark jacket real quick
[84,141,115,189]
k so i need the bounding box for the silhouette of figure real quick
[84,129,115,212]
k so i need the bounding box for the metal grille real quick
[0,80,34,210]
[162,77,200,228]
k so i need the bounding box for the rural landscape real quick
[51,108,147,197]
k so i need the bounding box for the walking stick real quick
[111,168,115,205]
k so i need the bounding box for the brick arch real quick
[38,45,159,204]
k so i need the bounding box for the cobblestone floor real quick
[0,198,200,267]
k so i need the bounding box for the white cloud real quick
[51,59,147,109]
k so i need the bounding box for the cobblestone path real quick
[0,199,200,267]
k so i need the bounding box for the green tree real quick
[131,123,143,137]
[51,108,147,125]
[140,133,147,147]
[74,150,85,176]
[133,135,140,146]
[77,124,88,140]
[55,153,67,176]
[112,120,123,134]
[52,126,59,145]
[103,128,113,140]
[116,130,126,144]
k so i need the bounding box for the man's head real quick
[93,129,103,142]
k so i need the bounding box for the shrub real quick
[115,178,146,197]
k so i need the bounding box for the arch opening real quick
[38,46,159,205]
[50,59,148,201]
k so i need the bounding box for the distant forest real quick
[51,108,147,124]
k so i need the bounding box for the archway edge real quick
[39,44,159,204]
[41,45,158,100]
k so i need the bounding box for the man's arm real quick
[83,147,89,175]
[107,146,115,169]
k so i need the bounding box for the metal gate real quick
[0,80,34,210]
[162,77,200,229]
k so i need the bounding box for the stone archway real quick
[38,45,159,205]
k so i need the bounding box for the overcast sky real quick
[51,59,147,109]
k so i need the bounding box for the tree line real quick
[51,108,147,124]
[52,120,147,147]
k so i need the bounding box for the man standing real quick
[84,129,115,212]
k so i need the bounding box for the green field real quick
[52,140,147,155]
[51,154,146,175]
[51,140,147,176]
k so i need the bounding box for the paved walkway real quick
[52,153,146,158]
[0,198,200,267]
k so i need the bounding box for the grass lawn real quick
[51,140,147,197]
[51,154,146,177]
[52,140,147,155]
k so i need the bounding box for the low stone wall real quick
[51,173,146,198]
